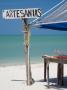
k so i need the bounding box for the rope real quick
[44,9,67,23]
[42,2,67,23]
[30,0,66,25]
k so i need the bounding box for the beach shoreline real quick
[0,62,43,67]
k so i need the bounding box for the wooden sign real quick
[2,8,42,19]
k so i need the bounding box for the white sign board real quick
[2,8,42,19]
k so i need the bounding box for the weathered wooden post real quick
[2,8,41,86]
[23,18,33,85]
[57,63,64,85]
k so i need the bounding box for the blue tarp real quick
[35,22,67,31]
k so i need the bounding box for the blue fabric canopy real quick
[34,21,67,31]
[32,0,67,31]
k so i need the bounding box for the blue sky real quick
[0,0,67,35]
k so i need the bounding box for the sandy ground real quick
[0,63,67,90]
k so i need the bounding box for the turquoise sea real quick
[0,35,67,66]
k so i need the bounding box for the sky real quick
[0,0,67,35]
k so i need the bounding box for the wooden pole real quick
[46,61,49,87]
[57,63,64,86]
[44,58,47,81]
[23,18,33,85]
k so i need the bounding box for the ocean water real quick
[0,35,67,65]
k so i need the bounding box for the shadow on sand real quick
[11,80,25,82]
[36,76,67,89]
[11,77,67,89]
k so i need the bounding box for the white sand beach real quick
[0,63,67,90]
